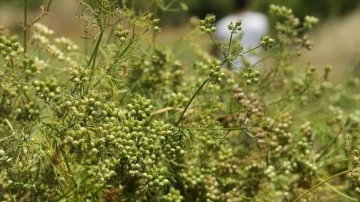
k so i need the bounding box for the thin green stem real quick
[176,78,210,126]
[87,30,104,88]
[241,45,261,55]
[292,169,352,202]
[316,119,349,162]
[58,145,78,188]
[92,27,148,89]
[324,181,359,201]
[209,33,261,74]
[227,31,235,53]
[23,0,53,31]
[209,33,226,58]
[87,31,103,68]
[209,34,244,73]
[227,59,245,73]
[106,18,122,44]
[4,119,15,133]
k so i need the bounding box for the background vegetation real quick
[185,0,360,20]
[2,0,360,25]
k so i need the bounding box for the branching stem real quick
[293,169,352,202]
[23,0,53,52]
[176,78,210,126]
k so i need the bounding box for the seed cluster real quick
[20,58,38,79]
[242,68,261,85]
[227,20,242,34]
[269,4,318,52]
[0,35,22,60]
[199,14,216,33]
[31,23,78,65]
[161,187,184,202]
[208,60,226,84]
[33,78,61,102]
[115,25,129,43]
[163,92,189,107]
[128,49,184,92]
[260,36,275,51]
[69,66,90,84]
[15,101,40,121]
[352,149,360,191]
[56,93,185,190]
[233,86,265,120]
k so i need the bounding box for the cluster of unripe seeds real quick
[327,105,345,126]
[120,96,184,186]
[180,165,206,188]
[115,25,129,43]
[163,92,189,107]
[15,101,40,121]
[0,35,22,60]
[303,16,319,29]
[161,187,184,202]
[227,20,242,34]
[0,83,18,119]
[208,60,226,84]
[299,121,312,140]
[352,149,360,191]
[269,4,318,56]
[259,114,319,186]
[233,85,265,119]
[57,93,185,190]
[69,66,89,84]
[20,58,38,79]
[264,9,305,68]
[199,14,216,33]
[269,5,295,21]
[204,176,221,201]
[33,78,61,102]
[89,158,119,182]
[128,49,185,93]
[126,95,153,120]
[0,170,11,190]
[294,121,314,158]
[54,37,78,51]
[152,18,161,32]
[264,112,293,149]
[260,36,275,51]
[31,23,78,66]
[241,67,261,85]
[193,60,226,85]
[300,35,313,50]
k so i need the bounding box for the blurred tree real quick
[0,0,45,9]
[185,0,360,23]
[2,0,358,27]
[185,0,234,20]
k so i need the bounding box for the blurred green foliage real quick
[185,0,360,23]
[0,0,45,9]
[252,0,360,20]
[185,0,235,21]
[135,0,360,26]
[1,0,360,25]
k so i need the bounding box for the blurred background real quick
[1,0,359,79]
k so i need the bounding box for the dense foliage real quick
[0,0,360,201]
